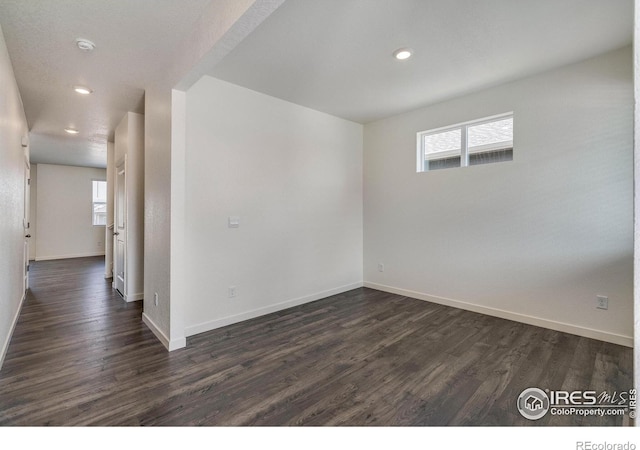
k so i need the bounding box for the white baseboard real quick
[142,313,186,351]
[35,252,105,261]
[185,281,363,337]
[0,292,26,371]
[364,282,633,348]
[123,292,143,303]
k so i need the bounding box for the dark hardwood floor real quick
[0,257,633,426]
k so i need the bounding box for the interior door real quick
[114,161,126,297]
[23,158,31,292]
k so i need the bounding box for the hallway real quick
[0,257,164,424]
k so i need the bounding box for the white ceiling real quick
[0,0,212,168]
[209,0,634,124]
[0,0,633,169]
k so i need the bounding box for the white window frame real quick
[92,179,107,226]
[417,112,513,172]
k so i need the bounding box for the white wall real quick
[143,1,284,350]
[364,47,633,346]
[29,164,37,260]
[143,85,174,344]
[0,23,29,369]
[35,164,106,261]
[183,76,363,336]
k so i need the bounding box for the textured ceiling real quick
[0,0,212,168]
[209,0,633,124]
[0,0,633,169]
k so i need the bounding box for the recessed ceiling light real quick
[75,38,96,52]
[73,86,93,95]
[64,128,79,135]
[393,48,413,60]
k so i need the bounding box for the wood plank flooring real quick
[0,256,633,425]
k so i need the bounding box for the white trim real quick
[0,292,26,371]
[35,251,105,261]
[123,292,143,302]
[185,282,364,337]
[415,130,423,172]
[142,313,186,351]
[461,124,469,166]
[364,282,633,348]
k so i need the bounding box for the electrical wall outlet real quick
[228,286,237,298]
[154,292,159,306]
[228,216,240,228]
[596,295,608,310]
[378,263,384,272]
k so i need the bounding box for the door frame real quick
[114,156,127,297]
[23,148,30,292]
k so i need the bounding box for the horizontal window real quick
[418,113,513,172]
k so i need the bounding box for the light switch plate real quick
[228,216,240,228]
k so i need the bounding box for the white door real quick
[114,161,126,297]
[23,159,31,291]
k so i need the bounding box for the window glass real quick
[418,114,513,172]
[424,129,462,157]
[92,180,107,226]
[468,118,513,152]
[423,129,462,171]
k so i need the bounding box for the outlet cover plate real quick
[596,295,608,310]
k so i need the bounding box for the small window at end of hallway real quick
[417,113,513,172]
[92,180,107,226]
